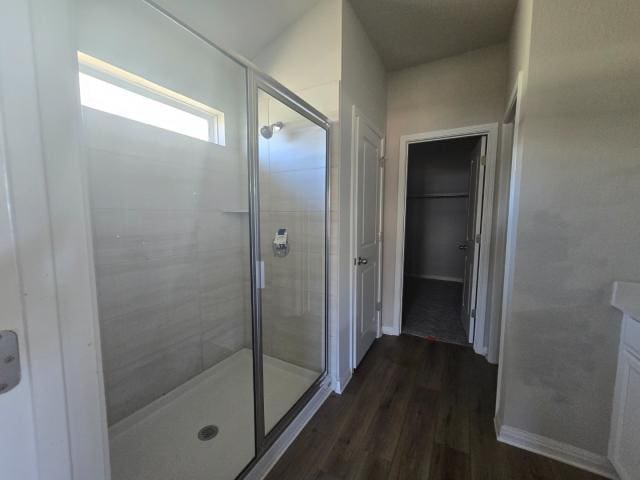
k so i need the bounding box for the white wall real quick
[337,0,386,386]
[498,0,640,460]
[382,44,508,330]
[152,0,320,60]
[340,1,386,128]
[506,0,532,93]
[253,0,342,120]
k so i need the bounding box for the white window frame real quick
[77,51,226,145]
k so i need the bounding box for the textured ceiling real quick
[349,0,518,70]
[154,0,321,59]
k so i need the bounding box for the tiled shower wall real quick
[259,97,327,373]
[85,109,252,424]
[78,0,256,425]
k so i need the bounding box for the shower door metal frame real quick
[242,70,331,477]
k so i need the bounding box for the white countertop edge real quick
[611,281,640,321]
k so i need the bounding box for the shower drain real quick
[197,425,219,441]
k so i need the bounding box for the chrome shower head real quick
[259,121,283,139]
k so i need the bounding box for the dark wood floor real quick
[266,335,605,480]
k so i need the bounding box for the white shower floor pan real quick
[109,349,320,480]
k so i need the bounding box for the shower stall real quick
[76,1,329,479]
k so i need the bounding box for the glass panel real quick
[257,88,326,434]
[76,1,254,478]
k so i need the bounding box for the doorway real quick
[393,124,498,354]
[401,136,486,346]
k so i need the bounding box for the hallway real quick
[266,335,605,480]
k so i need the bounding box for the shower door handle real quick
[357,256,368,265]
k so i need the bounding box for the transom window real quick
[77,52,225,145]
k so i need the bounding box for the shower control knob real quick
[458,244,468,250]
[357,257,368,265]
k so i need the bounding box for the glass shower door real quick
[76,1,255,479]
[255,86,328,434]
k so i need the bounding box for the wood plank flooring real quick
[265,335,605,480]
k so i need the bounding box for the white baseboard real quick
[244,383,332,480]
[494,417,618,479]
[404,273,463,283]
[474,344,488,356]
[382,325,401,336]
[334,371,352,394]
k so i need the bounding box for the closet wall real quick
[403,138,477,282]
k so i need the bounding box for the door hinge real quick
[376,302,382,311]
[475,233,481,244]
[376,231,383,242]
[480,155,487,167]
[379,156,386,166]
[471,308,476,318]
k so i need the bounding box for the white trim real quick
[349,106,358,369]
[487,77,520,366]
[503,75,520,124]
[334,372,353,394]
[350,105,385,369]
[1,1,109,477]
[244,383,332,480]
[495,419,618,480]
[404,273,463,283]
[0,9,40,477]
[495,72,524,421]
[611,281,640,320]
[381,325,401,336]
[392,123,499,356]
[485,121,514,365]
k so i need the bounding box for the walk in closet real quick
[402,136,486,345]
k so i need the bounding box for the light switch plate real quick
[0,330,20,394]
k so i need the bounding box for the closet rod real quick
[407,192,469,199]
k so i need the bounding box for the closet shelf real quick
[407,192,469,199]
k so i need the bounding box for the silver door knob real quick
[458,244,468,250]
[357,257,368,265]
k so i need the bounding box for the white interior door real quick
[353,111,384,367]
[461,136,487,342]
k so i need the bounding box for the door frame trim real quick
[495,71,524,425]
[392,123,499,356]
[1,0,110,477]
[350,106,385,370]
